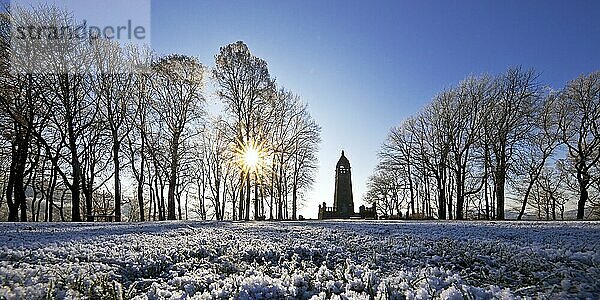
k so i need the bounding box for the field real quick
[0,221,599,299]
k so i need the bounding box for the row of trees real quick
[365,67,600,220]
[0,6,320,222]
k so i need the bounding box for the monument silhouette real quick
[318,151,377,220]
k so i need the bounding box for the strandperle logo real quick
[9,0,151,75]
[13,19,147,41]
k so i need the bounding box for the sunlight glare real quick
[244,146,260,170]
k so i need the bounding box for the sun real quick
[244,146,260,170]
[235,138,268,175]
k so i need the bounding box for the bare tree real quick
[89,39,136,221]
[450,76,490,220]
[380,119,418,216]
[516,91,561,219]
[0,7,46,221]
[150,54,205,220]
[289,102,320,220]
[126,45,154,221]
[364,167,405,217]
[199,118,232,220]
[213,41,274,221]
[558,71,600,219]
[418,94,453,219]
[485,67,539,220]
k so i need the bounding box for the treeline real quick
[0,6,320,222]
[366,67,600,220]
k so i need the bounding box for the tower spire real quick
[333,150,353,217]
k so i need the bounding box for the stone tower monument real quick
[333,150,354,217]
[318,150,376,219]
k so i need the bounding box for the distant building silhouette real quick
[318,151,377,220]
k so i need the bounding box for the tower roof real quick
[336,150,350,168]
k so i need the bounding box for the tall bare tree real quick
[151,54,205,220]
[213,41,273,221]
[450,76,490,219]
[559,72,600,219]
[516,91,561,219]
[485,67,539,220]
[89,39,136,222]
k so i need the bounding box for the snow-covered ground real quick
[0,221,599,299]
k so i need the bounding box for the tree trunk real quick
[9,127,31,222]
[495,170,506,220]
[284,175,289,219]
[201,169,207,220]
[113,139,122,221]
[185,192,188,220]
[153,170,160,220]
[260,178,265,217]
[491,182,496,219]
[436,173,446,220]
[551,195,556,220]
[48,164,58,222]
[254,171,259,220]
[576,170,589,220]
[407,163,415,216]
[68,123,82,222]
[137,170,145,222]
[238,173,244,221]
[447,173,453,220]
[6,144,17,221]
[292,180,297,221]
[167,134,180,220]
[158,174,166,220]
[138,127,146,222]
[83,176,94,222]
[221,174,227,221]
[270,159,275,220]
[517,181,533,221]
[484,145,490,220]
[177,185,182,220]
[245,175,251,221]
[455,170,464,220]
[493,140,507,220]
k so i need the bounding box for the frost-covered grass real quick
[0,221,599,299]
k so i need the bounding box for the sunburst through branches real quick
[234,139,269,177]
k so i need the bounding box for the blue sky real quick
[149,0,600,218]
